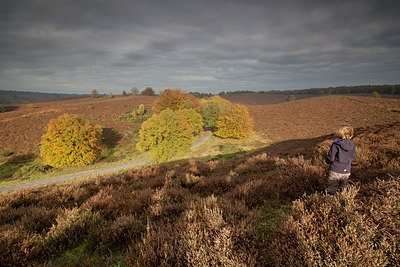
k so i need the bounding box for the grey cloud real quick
[0,0,399,93]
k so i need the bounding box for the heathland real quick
[0,93,399,265]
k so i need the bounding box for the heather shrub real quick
[101,215,144,246]
[40,114,103,167]
[272,178,400,266]
[182,195,250,266]
[215,104,254,139]
[44,208,103,253]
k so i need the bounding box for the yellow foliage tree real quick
[137,109,202,163]
[214,104,254,139]
[40,114,103,167]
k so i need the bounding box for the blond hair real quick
[336,124,354,139]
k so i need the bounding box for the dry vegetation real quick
[0,94,399,265]
[0,119,399,265]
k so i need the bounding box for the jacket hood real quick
[335,139,355,151]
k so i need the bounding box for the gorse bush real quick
[215,104,254,139]
[137,108,202,163]
[40,114,103,167]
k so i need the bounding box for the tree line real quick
[219,84,400,96]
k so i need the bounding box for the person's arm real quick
[325,144,336,164]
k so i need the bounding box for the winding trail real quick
[0,131,212,194]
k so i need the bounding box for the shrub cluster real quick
[40,114,103,167]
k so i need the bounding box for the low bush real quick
[272,177,400,266]
[0,105,5,113]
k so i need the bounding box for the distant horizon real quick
[1,83,400,96]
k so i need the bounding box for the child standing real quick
[325,124,357,195]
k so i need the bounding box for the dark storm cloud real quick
[0,0,399,93]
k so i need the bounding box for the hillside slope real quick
[0,95,156,154]
[0,95,398,265]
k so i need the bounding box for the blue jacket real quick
[325,139,356,174]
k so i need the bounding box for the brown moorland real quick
[0,120,398,265]
[0,94,399,265]
[1,94,399,157]
[0,95,156,154]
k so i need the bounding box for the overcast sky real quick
[0,0,399,94]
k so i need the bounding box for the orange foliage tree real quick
[153,89,200,113]
[214,104,254,139]
[40,114,103,167]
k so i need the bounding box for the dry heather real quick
[0,122,399,265]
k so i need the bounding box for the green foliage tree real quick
[109,92,114,99]
[141,87,155,96]
[40,114,103,167]
[370,91,381,98]
[91,89,99,98]
[137,109,199,163]
[122,90,127,97]
[0,105,5,113]
[215,104,254,139]
[287,95,296,102]
[202,97,230,130]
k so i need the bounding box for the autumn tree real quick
[153,89,200,113]
[214,104,254,139]
[178,108,204,135]
[40,114,103,167]
[137,108,202,163]
[91,89,99,98]
[131,87,139,95]
[202,96,231,130]
[141,87,155,96]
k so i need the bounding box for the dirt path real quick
[0,131,212,194]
